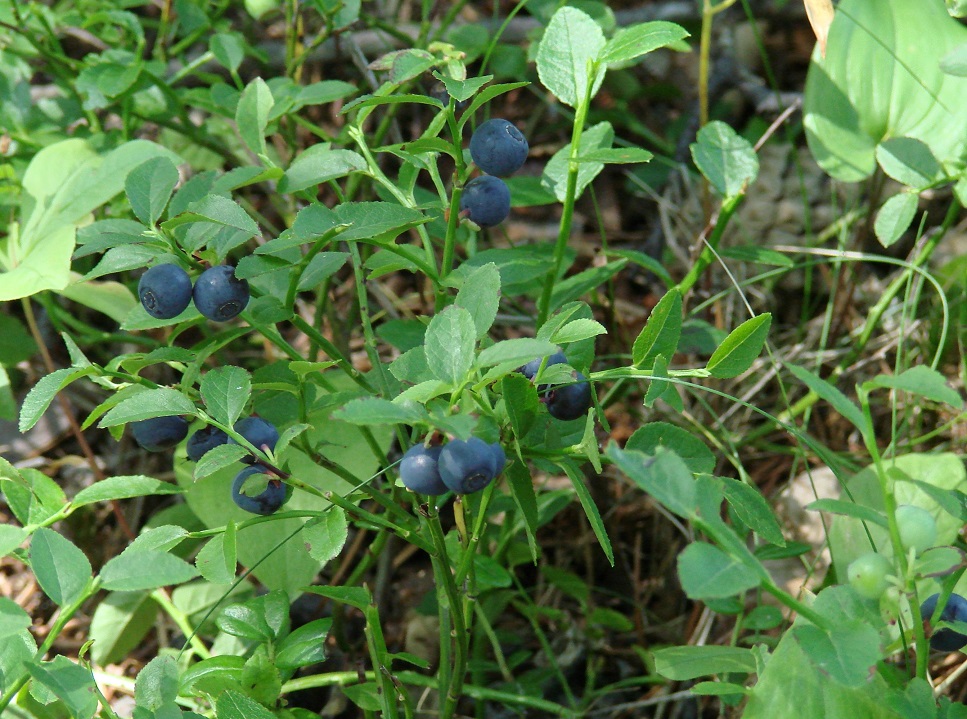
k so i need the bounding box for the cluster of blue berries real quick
[921,593,967,652]
[400,436,506,496]
[459,119,529,228]
[521,351,593,422]
[131,413,285,515]
[138,263,250,322]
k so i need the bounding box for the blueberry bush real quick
[1,0,966,717]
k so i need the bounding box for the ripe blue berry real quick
[131,415,190,452]
[546,371,593,421]
[138,264,193,319]
[520,351,567,381]
[460,176,511,228]
[400,444,448,495]
[231,466,286,515]
[921,593,967,651]
[230,416,279,464]
[193,265,250,322]
[438,437,497,494]
[489,442,507,477]
[186,425,230,462]
[469,119,529,177]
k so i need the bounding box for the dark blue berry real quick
[138,264,193,319]
[520,351,567,381]
[186,425,230,462]
[489,443,506,477]
[230,416,280,464]
[231,466,286,515]
[192,265,250,322]
[131,415,190,452]
[400,444,448,495]
[460,176,511,228]
[469,119,529,177]
[546,371,593,422]
[438,437,497,494]
[921,593,967,651]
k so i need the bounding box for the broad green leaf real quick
[803,0,967,182]
[29,528,92,606]
[606,446,696,519]
[806,498,889,527]
[455,262,501,339]
[89,591,158,666]
[424,306,476,385]
[433,72,493,103]
[551,318,607,344]
[690,121,759,198]
[2,469,66,526]
[99,387,197,427]
[200,366,252,427]
[678,541,760,599]
[874,191,918,248]
[914,546,964,577]
[19,367,92,432]
[236,77,273,157]
[542,121,614,202]
[652,645,756,680]
[705,313,772,379]
[561,459,614,566]
[792,621,882,687]
[535,6,606,108]
[279,145,366,193]
[787,364,867,431]
[632,288,682,367]
[126,526,190,554]
[26,657,98,719]
[625,422,715,474]
[0,598,31,639]
[60,274,138,323]
[193,443,250,480]
[242,650,282,706]
[333,397,427,426]
[100,550,200,591]
[178,194,260,237]
[332,202,428,243]
[502,373,539,440]
[598,21,689,66]
[196,522,237,585]
[477,338,559,368]
[125,156,179,226]
[0,525,27,559]
[211,32,245,73]
[72,475,182,506]
[302,508,348,563]
[135,655,180,711]
[217,590,290,642]
[720,478,786,546]
[866,365,963,407]
[876,137,944,188]
[276,619,333,670]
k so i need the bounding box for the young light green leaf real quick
[100,550,200,591]
[535,6,606,108]
[200,366,252,427]
[455,262,501,339]
[633,288,682,367]
[598,21,690,66]
[787,364,867,431]
[236,77,274,157]
[874,191,918,248]
[125,156,180,226]
[99,387,196,427]
[678,541,761,599]
[302,508,348,563]
[705,313,771,379]
[551,318,607,344]
[690,121,759,198]
[29,528,92,606]
[866,365,963,407]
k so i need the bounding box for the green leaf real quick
[193,443,250,480]
[26,657,98,719]
[561,459,614,566]
[542,121,614,202]
[705,313,771,379]
[866,365,964,407]
[874,191,918,248]
[196,522,237,585]
[200,366,252,427]
[652,645,756,680]
[690,121,759,198]
[787,364,867,431]
[98,387,197,427]
[433,72,493,103]
[506,461,539,561]
[126,525,190,554]
[551,318,607,344]
[333,397,427,426]
[792,621,882,687]
[343,682,383,711]
[598,21,690,66]
[178,194,261,238]
[0,597,32,639]
[626,422,715,474]
[276,618,333,670]
[279,146,366,193]
[331,202,429,243]
[19,367,92,432]
[100,550,200,591]
[608,446,696,518]
[455,262,501,339]
[73,475,182,506]
[302,585,371,610]
[535,6,606,108]
[217,591,290,642]
[477,338,560,368]
[720,478,786,546]
[29,528,92,606]
[502,373,539,440]
[632,288,682,367]
[578,147,654,164]
[2,468,66,526]
[423,306,476,385]
[302,508,348,563]
[135,655,180,711]
[678,541,761,599]
[806,498,889,528]
[550,259,627,310]
[876,137,944,189]
[914,546,964,577]
[125,156,179,226]
[89,591,158,666]
[236,77,273,157]
[211,32,245,73]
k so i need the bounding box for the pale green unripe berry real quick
[847,551,892,599]
[895,504,937,555]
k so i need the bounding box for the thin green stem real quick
[150,589,212,660]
